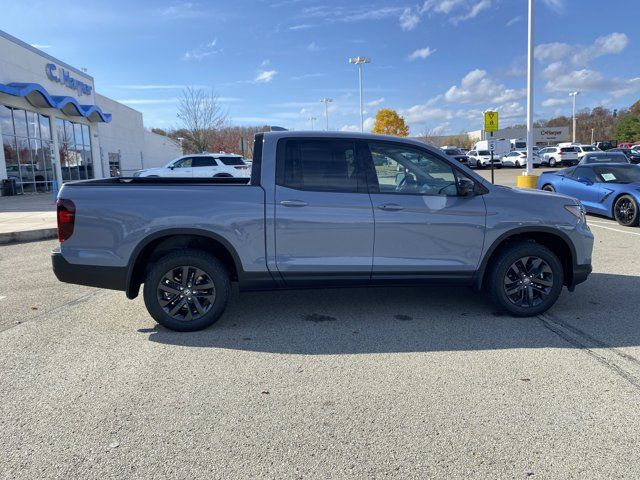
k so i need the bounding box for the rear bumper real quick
[52,252,127,291]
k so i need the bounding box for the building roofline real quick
[0,29,93,82]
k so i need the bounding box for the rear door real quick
[191,156,216,177]
[363,141,486,280]
[274,137,374,284]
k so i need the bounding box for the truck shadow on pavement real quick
[143,272,640,354]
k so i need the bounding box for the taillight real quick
[57,199,75,242]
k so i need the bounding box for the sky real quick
[2,0,639,135]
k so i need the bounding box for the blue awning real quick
[0,82,111,123]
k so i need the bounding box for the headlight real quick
[565,203,586,223]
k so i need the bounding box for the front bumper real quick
[52,252,127,291]
[569,263,592,290]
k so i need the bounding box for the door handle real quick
[378,203,404,211]
[280,200,308,207]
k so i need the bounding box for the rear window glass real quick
[277,139,360,193]
[561,147,577,153]
[219,156,245,166]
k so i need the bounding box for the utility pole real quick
[525,0,535,176]
[308,116,317,130]
[349,57,371,132]
[569,91,579,143]
[320,98,333,131]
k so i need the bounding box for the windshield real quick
[594,165,640,183]
[585,153,628,163]
[478,150,490,156]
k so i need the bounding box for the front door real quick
[274,138,374,285]
[170,157,194,177]
[560,166,599,210]
[363,141,486,281]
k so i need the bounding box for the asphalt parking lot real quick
[1,171,640,479]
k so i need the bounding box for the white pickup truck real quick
[135,153,250,178]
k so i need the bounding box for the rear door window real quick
[276,138,362,193]
[192,157,216,167]
[219,156,245,166]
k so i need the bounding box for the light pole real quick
[320,98,333,131]
[569,91,579,143]
[525,0,534,176]
[308,116,317,130]
[349,56,371,132]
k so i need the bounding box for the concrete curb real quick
[0,228,57,245]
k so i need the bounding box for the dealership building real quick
[0,29,182,196]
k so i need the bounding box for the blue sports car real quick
[536,163,640,227]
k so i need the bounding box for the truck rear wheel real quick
[487,242,563,317]
[143,249,230,331]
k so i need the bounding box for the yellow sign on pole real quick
[484,111,499,132]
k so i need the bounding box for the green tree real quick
[372,109,410,137]
[614,115,640,142]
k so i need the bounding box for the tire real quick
[549,158,557,167]
[541,184,556,192]
[487,241,564,317]
[613,195,639,227]
[143,249,230,331]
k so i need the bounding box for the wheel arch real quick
[474,227,576,291]
[125,228,243,299]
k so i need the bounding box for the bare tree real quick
[176,87,228,153]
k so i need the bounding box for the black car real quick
[441,147,469,164]
[610,148,640,164]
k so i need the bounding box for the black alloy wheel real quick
[613,195,639,227]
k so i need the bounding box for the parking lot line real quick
[588,223,640,237]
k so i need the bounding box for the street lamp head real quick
[319,98,333,103]
[349,56,371,65]
[569,91,579,96]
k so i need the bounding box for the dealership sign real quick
[535,127,569,141]
[45,63,92,97]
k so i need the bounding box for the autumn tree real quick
[372,109,410,137]
[176,87,228,152]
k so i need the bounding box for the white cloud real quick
[399,7,420,30]
[443,69,524,104]
[535,33,629,67]
[307,41,322,51]
[541,0,565,13]
[401,104,454,123]
[255,70,278,83]
[363,117,375,131]
[408,46,436,61]
[340,124,360,132]
[182,39,219,61]
[289,24,313,30]
[450,0,491,24]
[367,97,385,107]
[505,15,522,27]
[541,97,571,107]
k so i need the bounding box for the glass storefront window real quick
[12,109,28,138]
[1,106,56,194]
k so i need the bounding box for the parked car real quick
[539,146,579,167]
[579,151,630,165]
[574,145,601,159]
[440,147,469,164]
[609,148,640,164]
[595,141,616,151]
[53,131,593,331]
[134,153,250,178]
[537,164,640,226]
[466,149,503,168]
[501,150,541,168]
[617,142,635,149]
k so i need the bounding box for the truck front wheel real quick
[143,249,230,331]
[487,242,563,317]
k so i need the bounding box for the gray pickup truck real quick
[52,131,594,331]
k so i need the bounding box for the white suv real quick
[135,154,250,178]
[538,146,579,167]
[501,150,541,167]
[574,145,601,159]
[466,149,503,169]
